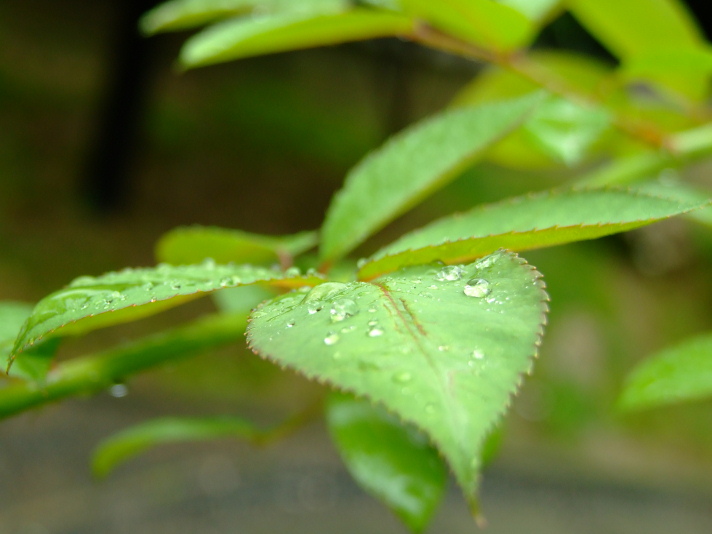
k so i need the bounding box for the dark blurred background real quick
[2,1,712,532]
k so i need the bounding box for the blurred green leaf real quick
[452,52,615,169]
[358,188,708,280]
[568,0,704,60]
[401,0,534,52]
[320,93,543,264]
[0,302,33,352]
[619,332,712,411]
[0,313,248,419]
[632,180,712,227]
[495,0,561,22]
[180,9,414,68]
[93,416,261,477]
[156,226,317,265]
[7,262,323,370]
[248,250,548,510]
[141,0,349,34]
[326,392,447,532]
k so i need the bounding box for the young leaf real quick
[619,332,712,411]
[358,188,709,280]
[326,392,447,532]
[568,0,704,60]
[92,416,261,478]
[7,262,323,369]
[319,93,543,264]
[180,9,414,68]
[0,312,248,419]
[400,0,534,53]
[156,226,317,265]
[248,250,548,510]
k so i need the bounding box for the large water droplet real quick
[463,278,491,298]
[330,298,359,322]
[435,265,463,281]
[323,332,340,345]
[109,384,128,398]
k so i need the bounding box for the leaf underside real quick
[247,250,548,508]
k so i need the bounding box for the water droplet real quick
[219,277,233,288]
[435,265,463,281]
[393,371,412,383]
[284,266,301,277]
[330,298,359,322]
[109,384,128,398]
[472,349,484,360]
[324,332,340,345]
[463,278,491,298]
[438,345,450,352]
[286,320,296,328]
[340,324,357,334]
[307,304,323,314]
[368,307,377,313]
[368,325,384,337]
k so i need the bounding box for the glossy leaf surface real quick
[7,262,323,368]
[180,9,414,68]
[93,416,261,477]
[320,93,543,263]
[401,0,534,52]
[248,250,548,507]
[358,188,708,280]
[619,333,712,411]
[326,392,447,532]
[141,0,349,33]
[156,226,317,265]
[568,0,704,60]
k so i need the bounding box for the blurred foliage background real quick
[1,0,712,532]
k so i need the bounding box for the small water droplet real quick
[286,320,296,328]
[463,278,491,298]
[368,307,377,313]
[393,371,412,383]
[324,332,340,345]
[307,304,323,314]
[340,324,357,334]
[109,384,128,398]
[284,266,301,277]
[435,265,463,281]
[438,345,450,352]
[472,349,485,360]
[330,298,359,322]
[368,325,384,337]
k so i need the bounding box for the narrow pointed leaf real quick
[326,392,447,532]
[180,9,414,68]
[93,416,261,478]
[568,0,704,60]
[619,333,712,411]
[0,312,247,419]
[401,0,534,52]
[156,226,317,265]
[141,0,349,34]
[7,262,323,369]
[358,188,709,280]
[248,250,548,507]
[320,93,543,264]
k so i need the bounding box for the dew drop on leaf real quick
[368,325,384,337]
[435,265,464,281]
[324,332,340,345]
[330,298,359,322]
[463,278,491,298]
[393,371,412,384]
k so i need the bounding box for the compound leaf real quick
[358,188,709,280]
[248,250,548,511]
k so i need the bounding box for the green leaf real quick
[7,261,323,370]
[401,0,534,52]
[92,416,261,477]
[632,180,712,227]
[326,392,447,532]
[180,9,414,68]
[0,302,33,354]
[568,0,704,60]
[0,312,248,419]
[156,226,317,265]
[247,250,548,509]
[358,188,708,280]
[141,0,349,34]
[319,93,543,264]
[619,332,712,411]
